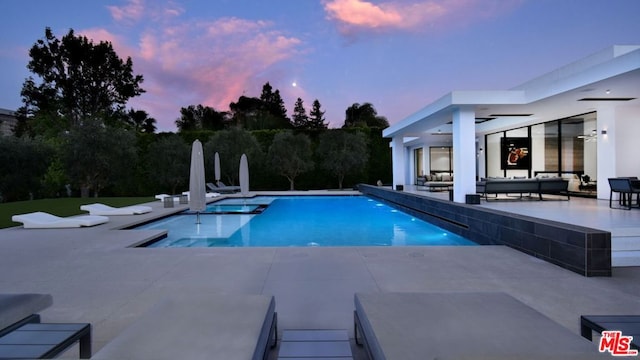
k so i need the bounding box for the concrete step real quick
[612,250,640,267]
[611,230,640,267]
[278,329,353,359]
[612,236,640,251]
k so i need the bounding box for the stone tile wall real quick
[359,184,611,277]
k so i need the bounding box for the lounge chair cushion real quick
[80,203,152,215]
[11,212,109,229]
[93,294,276,360]
[0,293,53,330]
[181,191,220,199]
[355,292,606,359]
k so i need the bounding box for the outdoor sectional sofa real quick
[476,177,569,200]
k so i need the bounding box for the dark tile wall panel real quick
[359,184,611,277]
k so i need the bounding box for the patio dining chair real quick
[608,178,639,209]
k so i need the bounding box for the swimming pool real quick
[136,196,477,247]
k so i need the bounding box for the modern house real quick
[383,45,640,202]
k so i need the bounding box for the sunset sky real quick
[1,0,639,132]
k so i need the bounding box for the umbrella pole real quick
[196,212,201,224]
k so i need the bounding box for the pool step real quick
[277,329,353,359]
[612,228,640,267]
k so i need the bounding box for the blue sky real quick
[1,0,639,132]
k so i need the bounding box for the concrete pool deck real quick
[1,190,639,358]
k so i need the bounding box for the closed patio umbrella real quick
[189,140,206,223]
[214,152,221,182]
[239,154,249,196]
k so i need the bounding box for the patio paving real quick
[1,190,638,359]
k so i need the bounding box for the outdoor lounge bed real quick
[11,211,109,229]
[354,292,607,359]
[80,203,152,215]
[93,294,277,360]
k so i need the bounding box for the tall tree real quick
[228,83,293,130]
[0,136,52,201]
[258,82,290,128]
[62,119,138,197]
[343,103,389,129]
[318,130,368,189]
[260,82,288,121]
[291,98,308,129]
[175,104,228,132]
[145,135,190,195]
[17,27,144,137]
[309,99,328,129]
[268,131,314,190]
[204,128,263,185]
[126,109,156,133]
[229,96,262,129]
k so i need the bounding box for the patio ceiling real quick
[385,46,640,147]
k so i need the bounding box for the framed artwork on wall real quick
[501,137,530,170]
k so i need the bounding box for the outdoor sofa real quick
[416,173,453,192]
[416,172,453,185]
[476,177,569,200]
[93,294,277,360]
[354,292,608,359]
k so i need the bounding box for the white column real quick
[452,107,476,202]
[391,136,406,189]
[596,107,616,200]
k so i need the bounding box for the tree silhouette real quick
[343,103,389,129]
[292,98,308,129]
[309,99,328,129]
[16,27,144,137]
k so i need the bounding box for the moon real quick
[292,82,297,87]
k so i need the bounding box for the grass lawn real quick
[0,197,155,229]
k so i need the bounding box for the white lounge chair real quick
[80,203,152,216]
[11,212,109,229]
[207,182,240,194]
[181,191,221,200]
[154,194,175,201]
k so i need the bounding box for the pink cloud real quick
[82,6,303,132]
[324,0,521,35]
[79,28,137,60]
[107,0,145,22]
[324,0,404,28]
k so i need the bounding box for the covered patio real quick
[383,45,640,203]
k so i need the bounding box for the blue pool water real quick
[137,196,477,247]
